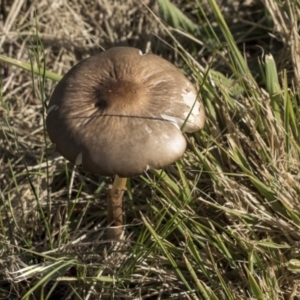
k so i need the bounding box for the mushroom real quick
[46,47,205,239]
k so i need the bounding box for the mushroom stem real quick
[107,175,127,239]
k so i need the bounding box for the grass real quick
[1,0,300,299]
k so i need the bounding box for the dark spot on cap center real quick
[92,78,147,114]
[94,99,108,110]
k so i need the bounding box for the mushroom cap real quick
[46,47,205,177]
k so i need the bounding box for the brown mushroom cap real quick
[46,47,205,177]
